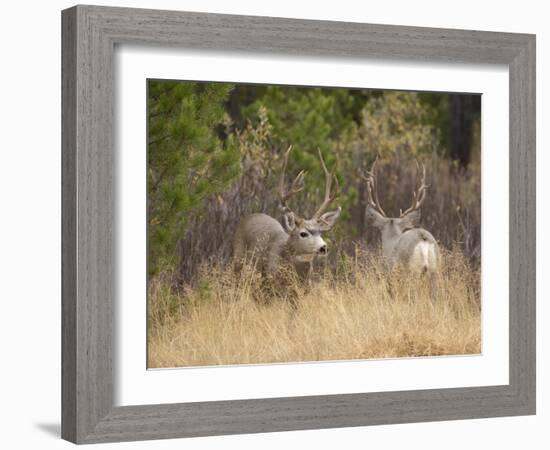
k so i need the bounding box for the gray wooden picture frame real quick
[61,4,536,444]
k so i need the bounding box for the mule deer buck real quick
[233,146,341,280]
[362,159,440,274]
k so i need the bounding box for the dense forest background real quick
[147,80,481,283]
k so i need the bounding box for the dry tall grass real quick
[148,248,480,368]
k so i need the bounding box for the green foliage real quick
[355,91,439,157]
[244,86,364,152]
[243,85,360,145]
[240,86,368,219]
[237,88,441,225]
[418,92,450,151]
[147,80,241,274]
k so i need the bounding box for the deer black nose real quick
[319,245,327,254]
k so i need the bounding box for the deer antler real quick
[361,157,387,217]
[312,148,339,220]
[400,160,429,217]
[278,145,306,213]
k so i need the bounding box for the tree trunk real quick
[448,94,474,167]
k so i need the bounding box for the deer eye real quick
[299,231,309,238]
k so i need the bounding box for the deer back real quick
[233,213,289,267]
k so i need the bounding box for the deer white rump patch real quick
[410,241,438,273]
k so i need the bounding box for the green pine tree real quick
[147,80,241,275]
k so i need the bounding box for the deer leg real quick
[264,248,282,276]
[255,247,282,303]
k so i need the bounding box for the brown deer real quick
[233,146,341,280]
[362,159,440,273]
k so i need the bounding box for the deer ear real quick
[283,212,298,232]
[365,205,387,229]
[400,209,421,229]
[318,206,342,231]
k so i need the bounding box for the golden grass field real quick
[147,248,481,368]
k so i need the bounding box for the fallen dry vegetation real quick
[148,247,481,368]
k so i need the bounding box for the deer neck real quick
[281,240,313,278]
[281,239,301,261]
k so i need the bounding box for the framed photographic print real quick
[61,5,536,444]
